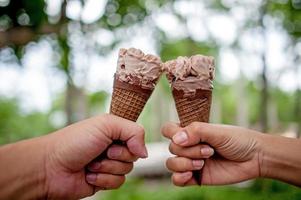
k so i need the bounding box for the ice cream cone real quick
[164,55,215,185]
[172,88,212,127]
[110,76,153,121]
[109,48,162,121]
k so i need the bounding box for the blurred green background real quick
[0,0,300,199]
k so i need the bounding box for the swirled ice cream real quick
[116,48,162,90]
[164,55,215,97]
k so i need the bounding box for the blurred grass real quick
[99,179,301,200]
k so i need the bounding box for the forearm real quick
[259,134,301,186]
[0,137,48,199]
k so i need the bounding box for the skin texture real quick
[0,114,148,200]
[162,122,301,187]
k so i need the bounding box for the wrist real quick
[257,133,301,186]
[256,133,268,178]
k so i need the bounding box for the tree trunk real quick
[65,81,88,125]
[259,1,269,133]
[211,98,222,124]
[295,60,301,138]
[296,88,301,138]
[236,74,249,127]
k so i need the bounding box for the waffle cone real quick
[110,76,153,122]
[172,89,212,127]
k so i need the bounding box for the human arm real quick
[162,122,301,187]
[0,114,148,199]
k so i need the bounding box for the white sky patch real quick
[45,0,63,17]
[81,0,107,24]
[240,29,265,54]
[94,29,115,46]
[66,0,82,21]
[86,52,116,93]
[207,14,237,45]
[219,49,240,81]
[240,53,262,80]
[266,29,287,73]
[154,13,187,39]
[187,17,208,41]
[173,0,204,17]
[0,66,21,98]
[0,41,65,113]
[278,71,299,92]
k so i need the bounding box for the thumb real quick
[98,114,148,158]
[172,122,225,147]
[52,114,148,171]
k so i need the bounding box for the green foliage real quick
[0,0,46,28]
[214,83,237,124]
[57,35,71,76]
[0,97,54,145]
[160,38,217,62]
[100,179,301,200]
[206,0,231,12]
[267,0,301,38]
[272,88,295,124]
[88,91,109,114]
[246,81,261,125]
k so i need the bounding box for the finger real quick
[86,173,125,189]
[98,114,148,158]
[171,122,223,147]
[87,159,133,175]
[169,142,214,159]
[171,171,196,186]
[166,157,204,172]
[161,122,181,139]
[107,145,138,162]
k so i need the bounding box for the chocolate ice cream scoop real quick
[116,48,162,90]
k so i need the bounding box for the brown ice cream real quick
[164,55,214,97]
[116,48,162,90]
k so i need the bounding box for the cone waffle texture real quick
[110,76,152,122]
[173,89,212,127]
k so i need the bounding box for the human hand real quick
[44,114,147,199]
[162,122,263,186]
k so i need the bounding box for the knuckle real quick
[124,163,133,174]
[127,163,134,173]
[166,158,174,170]
[172,175,184,187]
[136,125,145,136]
[161,124,168,136]
[183,160,191,170]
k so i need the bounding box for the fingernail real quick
[192,160,204,170]
[88,162,101,170]
[86,173,97,184]
[172,131,188,145]
[201,148,214,157]
[108,147,122,158]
